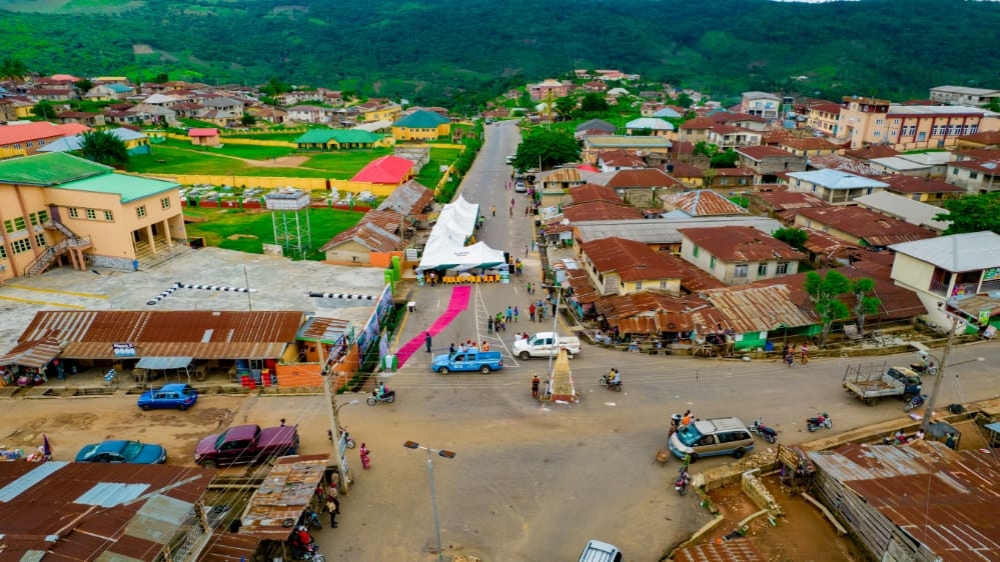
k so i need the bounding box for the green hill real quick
[3,0,1000,110]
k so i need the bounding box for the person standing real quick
[487,316,494,334]
[531,374,540,399]
[513,306,519,323]
[491,204,496,217]
[326,486,340,528]
[529,303,536,322]
[800,343,809,365]
[425,332,433,353]
[360,443,371,469]
[505,306,513,323]
[524,244,529,257]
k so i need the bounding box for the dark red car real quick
[194,424,299,468]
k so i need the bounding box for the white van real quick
[578,540,622,562]
[505,154,516,165]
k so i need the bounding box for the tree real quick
[692,141,718,158]
[79,130,129,167]
[153,73,169,84]
[261,76,289,97]
[935,192,1000,235]
[553,96,576,120]
[0,57,27,85]
[773,227,808,250]
[74,79,93,95]
[710,149,740,168]
[579,92,609,114]
[804,270,852,345]
[988,97,1000,113]
[241,113,257,126]
[32,100,56,120]
[675,92,694,108]
[513,129,580,171]
[852,278,881,336]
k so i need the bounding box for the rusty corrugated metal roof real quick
[198,531,261,562]
[377,179,434,216]
[679,226,806,262]
[562,200,644,222]
[673,538,765,562]
[704,284,819,333]
[61,341,288,360]
[808,442,1000,562]
[0,462,212,561]
[662,190,748,217]
[297,317,351,344]
[240,454,330,541]
[0,337,62,369]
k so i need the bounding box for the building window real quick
[953,168,959,175]
[931,125,939,135]
[734,264,748,278]
[709,256,716,269]
[970,172,979,179]
[875,119,883,125]
[11,238,31,254]
[34,233,46,247]
[634,281,642,290]
[918,132,926,141]
[161,197,170,209]
[776,262,789,275]
[693,246,700,258]
[3,216,26,233]
[757,263,768,276]
[660,280,668,290]
[104,210,114,221]
[86,208,97,220]
[0,245,6,259]
[136,205,147,218]
[69,207,79,218]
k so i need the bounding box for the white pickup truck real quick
[513,331,581,359]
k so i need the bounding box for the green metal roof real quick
[50,173,180,203]
[393,110,450,129]
[294,129,380,145]
[0,153,111,186]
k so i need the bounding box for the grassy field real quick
[183,206,364,260]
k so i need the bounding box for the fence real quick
[140,173,398,197]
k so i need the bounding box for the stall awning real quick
[0,337,63,369]
[136,356,193,370]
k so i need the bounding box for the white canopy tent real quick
[419,195,505,270]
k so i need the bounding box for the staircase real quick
[26,222,92,276]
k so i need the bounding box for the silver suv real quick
[668,417,755,461]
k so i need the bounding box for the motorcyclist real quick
[607,368,620,386]
[375,382,386,400]
[290,525,313,550]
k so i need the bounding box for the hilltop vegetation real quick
[2,0,1000,109]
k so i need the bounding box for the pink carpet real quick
[396,286,471,366]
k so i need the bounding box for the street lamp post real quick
[543,283,565,374]
[319,342,357,493]
[403,441,456,562]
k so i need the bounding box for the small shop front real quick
[0,337,64,388]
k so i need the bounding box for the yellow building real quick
[391,110,451,141]
[360,103,402,123]
[0,153,187,280]
[840,96,994,150]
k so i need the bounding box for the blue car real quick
[75,440,167,464]
[137,383,198,411]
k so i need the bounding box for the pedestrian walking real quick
[800,343,809,364]
[551,301,556,316]
[531,374,540,399]
[525,206,530,217]
[505,306,513,323]
[511,197,516,208]
[784,346,794,367]
[524,244,529,257]
[359,443,371,469]
[526,282,532,294]
[487,316,494,334]
[529,303,536,322]
[326,487,340,528]
[513,306,519,322]
[509,206,514,218]
[491,204,496,217]
[424,332,433,353]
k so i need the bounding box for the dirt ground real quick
[705,475,868,562]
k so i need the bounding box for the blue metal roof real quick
[0,462,68,502]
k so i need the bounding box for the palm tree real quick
[0,57,28,88]
[79,130,130,167]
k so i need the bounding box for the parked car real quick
[194,424,299,468]
[578,540,622,562]
[75,440,167,464]
[515,180,527,192]
[137,383,199,411]
[512,331,581,359]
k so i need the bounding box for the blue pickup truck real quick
[432,350,504,374]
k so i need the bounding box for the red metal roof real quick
[240,454,330,541]
[0,462,213,561]
[568,183,623,204]
[562,200,644,222]
[662,190,748,217]
[188,128,219,137]
[673,539,765,562]
[350,155,413,184]
[320,209,402,253]
[678,226,806,262]
[679,116,716,130]
[605,168,685,189]
[793,206,936,247]
[0,122,89,146]
[845,145,901,160]
[777,136,838,151]
[580,237,684,282]
[752,191,829,211]
[879,174,965,194]
[736,145,798,161]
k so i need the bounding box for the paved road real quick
[314,123,1000,561]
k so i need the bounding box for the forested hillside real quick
[2,0,1000,110]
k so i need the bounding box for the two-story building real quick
[528,79,571,101]
[878,174,965,204]
[625,117,674,137]
[890,231,1000,330]
[740,91,781,120]
[929,85,1000,108]
[0,152,187,280]
[806,102,842,136]
[705,125,762,149]
[286,105,334,124]
[0,121,90,158]
[793,205,936,250]
[735,145,806,184]
[946,158,1000,193]
[678,226,805,285]
[786,169,889,204]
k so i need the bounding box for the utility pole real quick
[917,306,963,433]
[320,342,353,493]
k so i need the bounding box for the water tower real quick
[265,187,312,259]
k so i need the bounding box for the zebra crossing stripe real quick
[305,292,376,300]
[147,282,257,305]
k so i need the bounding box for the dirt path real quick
[168,146,321,170]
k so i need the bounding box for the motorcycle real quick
[599,374,623,392]
[903,394,928,413]
[747,418,778,444]
[806,412,833,432]
[366,388,396,406]
[909,361,938,376]
[298,510,323,530]
[290,528,324,561]
[328,426,357,448]
[674,466,692,496]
